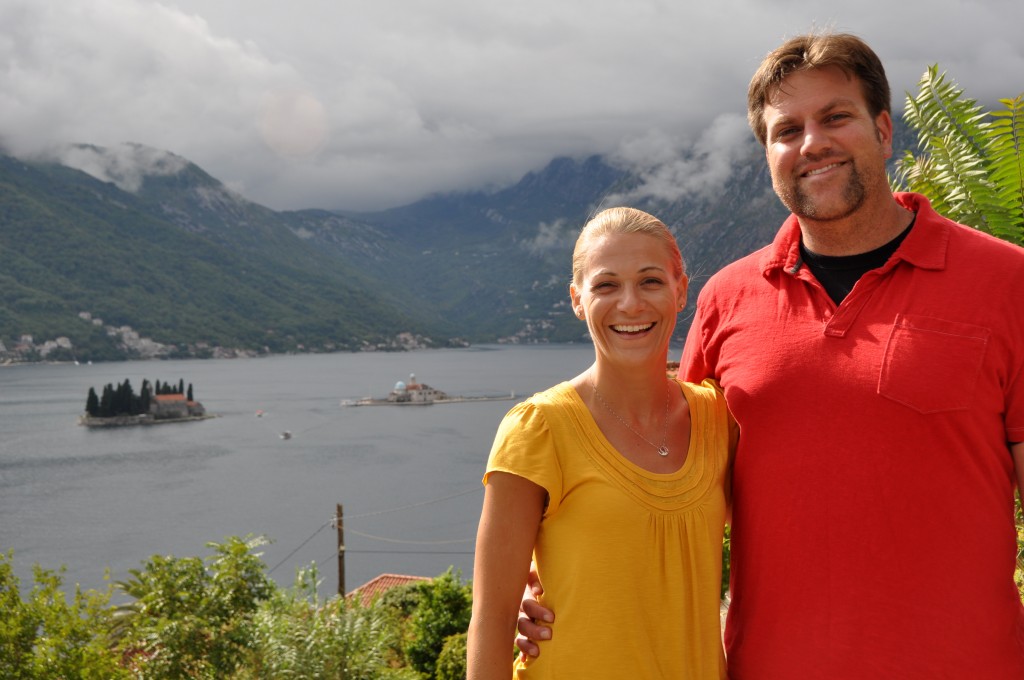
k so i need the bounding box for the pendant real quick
[657,446,669,457]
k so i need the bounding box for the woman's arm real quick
[468,471,547,680]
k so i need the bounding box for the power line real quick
[268,519,333,574]
[268,486,482,574]
[346,528,473,545]
[347,486,482,520]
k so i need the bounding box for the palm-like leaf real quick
[894,65,1024,244]
[988,95,1024,229]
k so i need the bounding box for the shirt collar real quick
[758,192,950,278]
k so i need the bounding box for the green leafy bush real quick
[403,568,472,679]
[238,566,401,680]
[435,632,467,680]
[0,551,129,679]
[112,535,273,679]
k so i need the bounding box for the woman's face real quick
[570,232,686,369]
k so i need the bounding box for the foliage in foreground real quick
[1,537,471,679]
[0,551,128,679]
[894,65,1023,244]
[238,566,410,680]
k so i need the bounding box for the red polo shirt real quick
[683,193,1024,679]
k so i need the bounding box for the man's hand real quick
[514,565,554,658]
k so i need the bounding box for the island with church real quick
[341,373,517,407]
[78,378,214,427]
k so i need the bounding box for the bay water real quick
[0,344,601,598]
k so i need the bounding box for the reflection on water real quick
[0,345,602,596]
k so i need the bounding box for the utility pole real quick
[335,503,345,596]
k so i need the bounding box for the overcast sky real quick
[2,0,1021,212]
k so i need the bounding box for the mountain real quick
[0,146,453,362]
[316,151,790,344]
[0,125,915,363]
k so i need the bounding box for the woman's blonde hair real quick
[571,207,685,286]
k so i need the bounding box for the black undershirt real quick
[799,216,916,305]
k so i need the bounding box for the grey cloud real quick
[56,143,188,193]
[607,114,758,205]
[0,0,1020,212]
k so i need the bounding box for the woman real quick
[468,207,734,679]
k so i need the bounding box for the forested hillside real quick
[2,127,926,362]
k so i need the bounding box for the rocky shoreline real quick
[78,413,217,428]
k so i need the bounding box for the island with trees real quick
[79,378,213,427]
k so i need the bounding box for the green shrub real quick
[403,568,472,679]
[240,582,397,678]
[0,551,129,679]
[435,632,467,680]
[113,535,273,679]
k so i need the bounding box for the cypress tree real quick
[99,384,113,418]
[85,387,99,417]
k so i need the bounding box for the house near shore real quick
[346,573,432,607]
[151,393,206,420]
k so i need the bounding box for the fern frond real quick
[983,95,1024,236]
[896,65,1024,244]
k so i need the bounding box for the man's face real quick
[762,66,893,223]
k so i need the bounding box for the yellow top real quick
[485,379,733,680]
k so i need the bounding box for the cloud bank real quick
[1,0,1021,211]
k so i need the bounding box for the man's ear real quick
[875,109,894,159]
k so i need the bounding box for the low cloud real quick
[522,218,573,256]
[607,114,759,205]
[0,0,1020,211]
[55,143,189,193]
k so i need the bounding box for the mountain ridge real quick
[0,135,840,362]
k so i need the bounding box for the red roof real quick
[346,573,431,607]
[154,394,186,402]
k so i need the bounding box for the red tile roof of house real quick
[346,573,432,607]
[154,394,186,402]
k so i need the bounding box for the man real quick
[518,32,1024,678]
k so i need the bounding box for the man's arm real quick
[1013,442,1024,498]
[679,291,718,384]
[514,566,552,658]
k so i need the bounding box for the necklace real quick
[591,379,671,457]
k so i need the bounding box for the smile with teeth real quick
[612,322,654,334]
[803,162,844,177]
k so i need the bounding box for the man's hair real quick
[747,32,891,146]
[571,207,685,287]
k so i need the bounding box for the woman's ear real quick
[676,275,689,311]
[569,283,584,319]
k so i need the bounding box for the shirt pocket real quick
[878,314,989,414]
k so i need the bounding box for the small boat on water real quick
[341,373,517,407]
